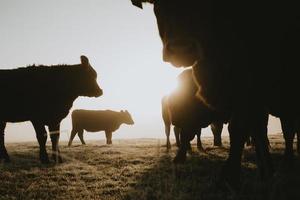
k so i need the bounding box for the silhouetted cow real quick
[68,109,134,146]
[162,95,223,149]
[131,0,300,188]
[0,55,102,163]
[161,69,226,162]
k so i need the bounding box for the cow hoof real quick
[166,143,171,149]
[173,154,186,164]
[214,142,223,147]
[0,152,10,163]
[213,138,222,146]
[41,159,50,164]
[4,157,11,163]
[40,156,50,164]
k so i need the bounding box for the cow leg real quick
[105,131,112,145]
[77,129,86,145]
[280,117,296,163]
[165,124,171,149]
[221,114,248,190]
[179,129,192,152]
[32,121,49,163]
[48,124,62,163]
[174,127,181,147]
[196,128,203,150]
[0,122,10,162]
[211,122,223,146]
[173,128,193,164]
[251,113,273,181]
[68,128,78,147]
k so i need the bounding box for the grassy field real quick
[1,135,300,200]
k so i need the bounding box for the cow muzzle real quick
[95,88,103,97]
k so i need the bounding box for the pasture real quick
[1,135,300,200]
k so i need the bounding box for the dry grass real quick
[1,135,300,200]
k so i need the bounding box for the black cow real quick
[162,69,226,162]
[131,0,300,188]
[161,69,224,150]
[0,55,102,163]
[162,95,223,151]
[68,109,134,146]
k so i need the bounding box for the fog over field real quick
[0,0,282,142]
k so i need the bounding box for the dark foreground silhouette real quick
[68,109,134,146]
[161,70,225,158]
[132,0,300,189]
[0,56,102,163]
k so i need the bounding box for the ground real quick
[1,135,300,200]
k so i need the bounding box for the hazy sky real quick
[0,0,282,142]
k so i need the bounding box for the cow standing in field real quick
[0,55,102,163]
[68,109,134,146]
[162,95,223,150]
[131,0,300,189]
[161,69,226,161]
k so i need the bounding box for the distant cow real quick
[162,95,223,150]
[0,55,102,163]
[68,109,134,146]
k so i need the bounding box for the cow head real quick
[120,110,135,125]
[132,0,203,67]
[78,55,103,97]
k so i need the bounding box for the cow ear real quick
[131,0,143,9]
[80,55,90,67]
[120,110,124,113]
[125,110,129,113]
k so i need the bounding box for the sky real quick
[0,0,282,142]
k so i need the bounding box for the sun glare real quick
[1,1,280,143]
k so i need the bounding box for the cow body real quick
[162,95,224,148]
[131,0,300,188]
[0,56,102,163]
[162,70,226,161]
[68,109,134,146]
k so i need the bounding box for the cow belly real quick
[78,120,109,132]
[0,102,70,124]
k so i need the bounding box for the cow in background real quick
[0,55,102,163]
[68,109,134,146]
[162,69,227,162]
[162,95,223,150]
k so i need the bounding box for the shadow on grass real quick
[1,140,300,200]
[0,148,56,171]
[123,147,300,200]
